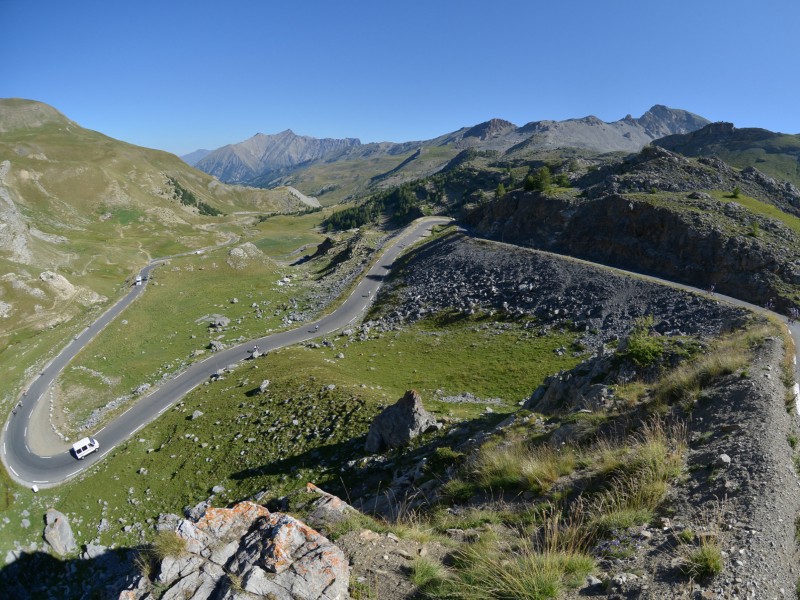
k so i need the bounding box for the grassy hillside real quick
[0,99,327,423]
[656,123,800,188]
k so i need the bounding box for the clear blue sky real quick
[3,0,799,156]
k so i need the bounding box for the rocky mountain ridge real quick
[186,105,709,192]
[655,121,800,187]
[194,130,361,184]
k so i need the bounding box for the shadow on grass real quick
[227,409,509,512]
[0,546,141,599]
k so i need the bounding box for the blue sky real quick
[3,0,799,155]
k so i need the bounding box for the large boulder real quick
[120,501,349,600]
[43,508,77,556]
[365,390,439,453]
[304,483,357,528]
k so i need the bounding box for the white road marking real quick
[33,480,48,484]
[794,383,800,416]
[8,466,18,476]
[67,469,81,477]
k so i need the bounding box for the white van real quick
[72,437,100,459]
[134,275,143,286]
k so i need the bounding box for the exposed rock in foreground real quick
[365,390,440,453]
[43,508,77,556]
[120,501,349,600]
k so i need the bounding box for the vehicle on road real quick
[134,275,143,286]
[72,437,99,459]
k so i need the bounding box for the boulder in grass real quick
[365,390,439,453]
[43,509,76,556]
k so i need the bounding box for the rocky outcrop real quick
[365,390,439,453]
[227,242,268,270]
[43,508,77,556]
[465,148,800,313]
[656,121,800,190]
[120,501,348,600]
[304,483,357,529]
[525,352,617,414]
[374,235,748,352]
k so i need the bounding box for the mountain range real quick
[184,105,710,201]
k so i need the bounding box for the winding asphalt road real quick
[1,217,452,488]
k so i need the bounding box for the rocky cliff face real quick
[466,147,800,312]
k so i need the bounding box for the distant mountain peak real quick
[194,129,362,184]
[463,119,517,140]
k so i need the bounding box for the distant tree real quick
[732,186,741,198]
[554,173,570,188]
[523,175,536,191]
[495,183,506,198]
[534,166,551,192]
[523,167,552,193]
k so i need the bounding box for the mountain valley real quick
[2,98,800,600]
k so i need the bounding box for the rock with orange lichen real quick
[118,501,349,600]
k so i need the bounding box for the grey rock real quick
[122,501,348,600]
[190,410,203,420]
[258,379,271,393]
[585,574,603,588]
[304,483,357,528]
[209,316,230,329]
[82,543,108,560]
[184,500,210,521]
[43,508,77,556]
[208,340,226,352]
[716,453,732,467]
[365,390,439,453]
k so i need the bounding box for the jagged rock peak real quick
[463,118,517,140]
[637,104,710,138]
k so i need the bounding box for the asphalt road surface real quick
[0,217,451,487]
[4,218,798,488]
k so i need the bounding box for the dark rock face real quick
[465,147,800,312]
[364,390,439,453]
